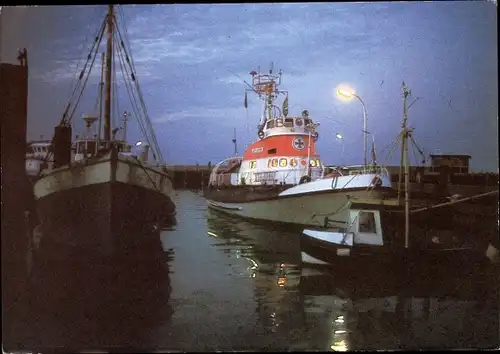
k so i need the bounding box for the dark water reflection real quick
[18,191,498,352]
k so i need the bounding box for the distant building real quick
[429,154,471,174]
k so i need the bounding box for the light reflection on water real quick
[19,191,498,352]
[203,194,498,351]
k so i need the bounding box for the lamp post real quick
[363,130,377,166]
[336,87,368,168]
[306,122,320,177]
[335,132,345,164]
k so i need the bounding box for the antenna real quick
[232,128,238,156]
[122,111,129,141]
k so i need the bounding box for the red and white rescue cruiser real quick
[204,67,396,229]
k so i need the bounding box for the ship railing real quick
[332,165,390,177]
[209,168,323,187]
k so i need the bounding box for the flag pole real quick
[244,91,250,151]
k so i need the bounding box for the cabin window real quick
[268,148,277,155]
[266,120,275,129]
[117,143,132,153]
[284,118,294,128]
[270,158,278,168]
[304,118,311,127]
[279,158,287,167]
[290,158,298,167]
[77,141,96,154]
[249,160,257,169]
[359,212,376,233]
[309,158,321,167]
[87,141,97,153]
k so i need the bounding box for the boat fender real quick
[371,176,383,187]
[299,175,311,184]
[258,130,265,140]
[312,132,319,142]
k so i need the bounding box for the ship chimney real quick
[139,144,149,162]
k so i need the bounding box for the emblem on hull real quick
[292,137,305,150]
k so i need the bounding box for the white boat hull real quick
[34,149,175,255]
[206,173,395,228]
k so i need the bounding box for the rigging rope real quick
[37,17,107,176]
[114,30,153,153]
[113,18,152,146]
[66,34,104,125]
[112,39,119,135]
[61,17,107,125]
[66,20,106,108]
[409,134,426,164]
[38,6,166,180]
[114,17,164,164]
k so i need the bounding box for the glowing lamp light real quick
[277,277,287,287]
[135,141,143,146]
[336,133,344,140]
[335,85,356,102]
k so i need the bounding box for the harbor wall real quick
[165,164,498,191]
[1,60,32,347]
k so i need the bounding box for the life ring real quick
[371,176,383,187]
[299,175,312,184]
[296,118,303,126]
[312,132,319,142]
[258,130,265,139]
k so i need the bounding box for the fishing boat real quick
[300,82,496,275]
[204,66,396,229]
[33,5,175,255]
[26,139,53,182]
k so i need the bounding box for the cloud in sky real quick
[3,2,498,171]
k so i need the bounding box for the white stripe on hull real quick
[206,189,389,228]
[301,251,331,265]
[34,152,173,200]
[279,173,392,197]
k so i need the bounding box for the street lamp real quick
[336,86,368,168]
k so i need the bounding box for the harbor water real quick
[13,190,499,351]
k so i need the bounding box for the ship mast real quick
[249,65,286,132]
[401,81,412,249]
[103,4,114,143]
